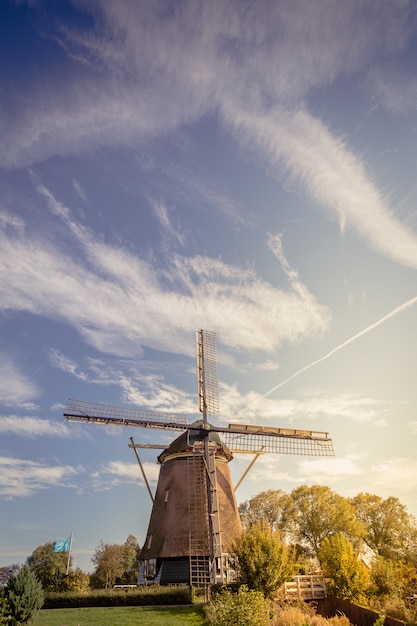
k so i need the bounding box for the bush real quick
[368,596,417,624]
[205,585,272,626]
[230,521,295,598]
[271,604,352,626]
[63,567,90,593]
[5,566,44,625]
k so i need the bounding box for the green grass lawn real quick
[32,604,206,625]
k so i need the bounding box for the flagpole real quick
[66,532,73,576]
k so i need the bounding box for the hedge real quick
[43,585,192,609]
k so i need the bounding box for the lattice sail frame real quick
[64,330,334,457]
[64,398,189,430]
[223,428,334,456]
[64,399,334,456]
[196,329,219,416]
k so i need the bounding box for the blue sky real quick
[1,0,417,574]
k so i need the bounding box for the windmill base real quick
[138,555,237,587]
[138,557,191,586]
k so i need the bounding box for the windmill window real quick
[165,489,169,502]
[147,535,152,549]
[144,559,156,579]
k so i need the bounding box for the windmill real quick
[64,330,334,590]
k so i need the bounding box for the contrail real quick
[262,295,417,399]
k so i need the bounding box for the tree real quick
[290,485,364,557]
[5,566,44,625]
[91,535,140,588]
[319,533,369,602]
[239,489,295,534]
[351,493,416,561]
[0,565,20,589]
[230,521,295,598]
[122,534,141,584]
[26,543,70,591]
[369,555,417,601]
[63,567,90,593]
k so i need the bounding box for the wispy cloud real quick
[0,456,80,498]
[3,0,408,169]
[48,350,89,381]
[50,350,198,413]
[225,104,417,269]
[0,185,330,358]
[72,178,87,202]
[1,1,415,272]
[50,344,389,426]
[370,66,417,114]
[148,197,186,248]
[0,355,40,408]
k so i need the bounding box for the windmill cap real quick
[158,420,233,463]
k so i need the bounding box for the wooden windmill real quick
[64,330,334,589]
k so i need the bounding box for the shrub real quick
[205,585,272,626]
[5,566,44,625]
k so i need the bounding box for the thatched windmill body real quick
[64,330,334,589]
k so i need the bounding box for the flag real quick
[52,535,71,553]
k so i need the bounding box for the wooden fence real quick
[284,575,327,600]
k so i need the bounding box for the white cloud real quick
[219,383,389,425]
[235,454,363,490]
[0,415,73,438]
[0,355,40,408]
[0,456,80,498]
[297,457,362,480]
[370,457,417,493]
[252,360,280,372]
[91,460,160,492]
[106,460,159,483]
